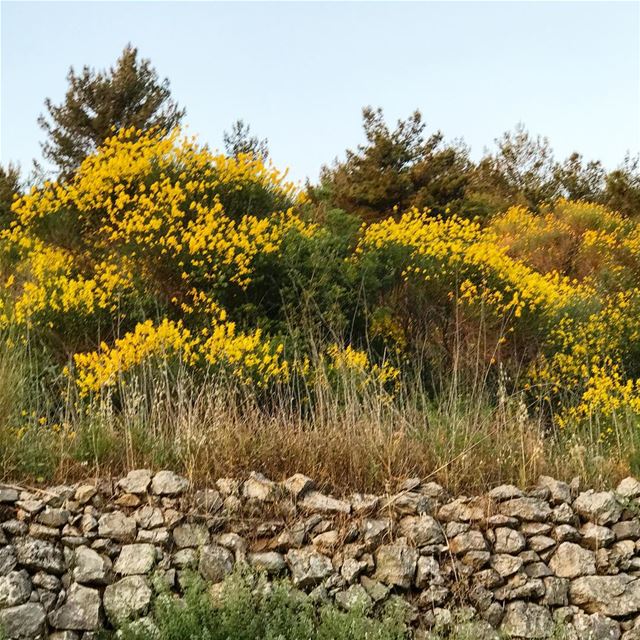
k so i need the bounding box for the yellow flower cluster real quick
[356,209,585,320]
[326,344,400,387]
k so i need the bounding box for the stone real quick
[349,493,380,515]
[37,507,71,528]
[0,571,31,608]
[488,485,524,501]
[242,472,276,501]
[543,577,569,606]
[172,548,198,569]
[538,476,572,504]
[363,519,392,546]
[500,601,554,638]
[570,575,640,616]
[103,576,152,625]
[374,543,418,589]
[113,543,156,575]
[490,554,523,577]
[499,497,552,522]
[554,524,581,543]
[247,552,286,574]
[335,584,372,611]
[74,485,96,504]
[198,545,234,583]
[360,575,389,602]
[193,489,223,513]
[494,527,526,554]
[282,473,315,498]
[415,555,443,589]
[617,477,640,499]
[549,542,596,578]
[580,522,616,549]
[48,583,101,631]
[0,547,16,576]
[0,485,19,503]
[0,602,46,638]
[572,612,621,640]
[574,491,622,526]
[98,511,136,542]
[299,491,351,515]
[382,491,432,515]
[151,470,189,496]
[15,537,65,574]
[132,506,163,530]
[118,469,152,495]
[173,523,210,548]
[613,520,640,540]
[341,557,368,584]
[449,530,487,554]
[438,496,490,522]
[398,515,444,547]
[285,547,333,588]
[528,535,556,553]
[73,547,111,585]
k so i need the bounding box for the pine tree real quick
[38,44,184,178]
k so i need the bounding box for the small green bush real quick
[115,571,409,640]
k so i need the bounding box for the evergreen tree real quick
[223,119,269,160]
[0,163,20,228]
[38,44,184,178]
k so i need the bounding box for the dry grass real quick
[0,354,634,495]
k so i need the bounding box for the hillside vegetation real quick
[1,123,639,493]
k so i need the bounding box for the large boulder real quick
[48,583,101,630]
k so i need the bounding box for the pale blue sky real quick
[1,1,639,183]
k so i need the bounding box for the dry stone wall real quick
[2,471,640,639]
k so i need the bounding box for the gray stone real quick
[0,547,17,578]
[98,511,136,542]
[449,530,487,554]
[488,485,524,501]
[574,491,622,526]
[397,515,443,547]
[0,602,46,638]
[494,527,526,554]
[15,537,65,574]
[490,554,523,577]
[73,547,111,585]
[173,523,209,548]
[299,491,351,515]
[373,543,418,589]
[538,476,572,504]
[151,470,189,496]
[617,477,640,499]
[282,474,315,498]
[198,545,234,583]
[0,485,19,503]
[334,584,372,611]
[360,575,389,602]
[499,498,552,522]
[340,557,368,584]
[247,552,286,574]
[613,520,640,540]
[133,506,164,529]
[0,571,31,608]
[118,469,152,495]
[113,543,156,575]
[286,547,333,588]
[363,519,392,546]
[572,612,621,640]
[193,489,223,513]
[580,522,616,549]
[549,542,596,578]
[37,507,70,528]
[500,601,554,638]
[415,555,442,589]
[103,576,152,625]
[48,583,101,631]
[242,472,275,501]
[543,577,569,606]
[570,575,640,616]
